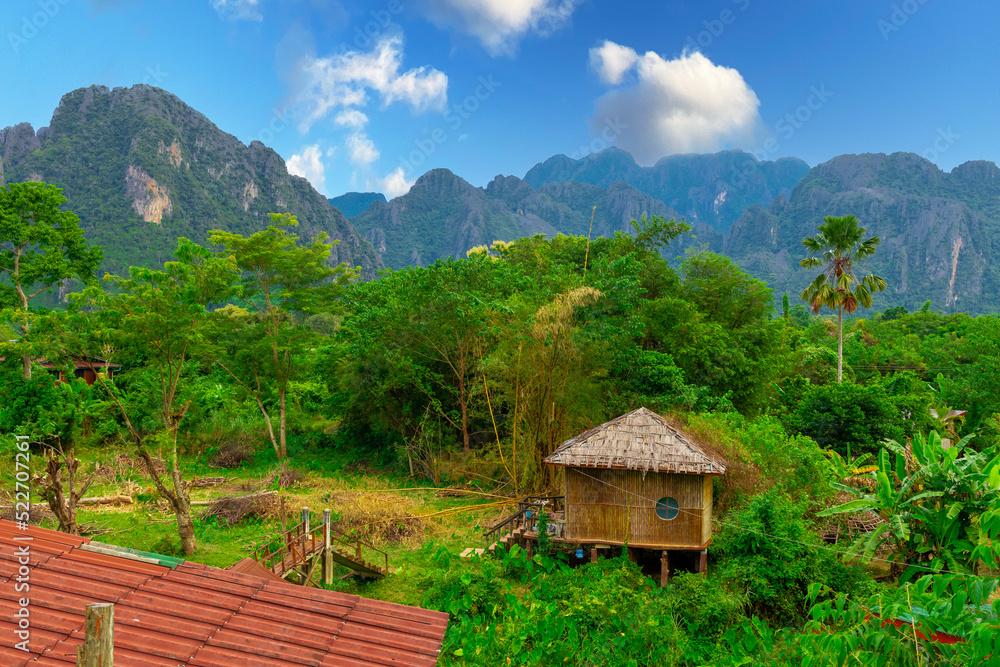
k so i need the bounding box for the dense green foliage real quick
[3,189,1000,665]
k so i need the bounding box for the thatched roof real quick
[544,407,726,475]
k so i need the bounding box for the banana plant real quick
[818,430,1000,580]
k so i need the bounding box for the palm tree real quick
[800,215,887,383]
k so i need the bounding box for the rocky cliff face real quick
[0,85,380,278]
[351,168,713,270]
[524,147,811,234]
[724,153,1000,313]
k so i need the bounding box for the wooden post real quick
[322,508,333,586]
[301,507,310,557]
[627,547,637,564]
[660,551,670,587]
[525,539,533,559]
[77,603,113,666]
[590,547,598,563]
[698,549,708,575]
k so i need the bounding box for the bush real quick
[787,381,905,456]
[713,489,869,625]
[682,411,832,513]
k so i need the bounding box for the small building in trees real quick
[39,356,120,385]
[485,408,726,583]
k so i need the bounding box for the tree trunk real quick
[837,305,844,383]
[278,386,287,458]
[257,394,279,457]
[168,442,197,556]
[17,286,31,380]
[174,497,197,556]
[459,373,470,454]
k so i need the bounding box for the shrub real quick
[787,381,904,456]
[713,489,869,624]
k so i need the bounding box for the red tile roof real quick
[0,521,448,666]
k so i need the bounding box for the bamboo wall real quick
[564,468,711,549]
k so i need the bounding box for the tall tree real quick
[340,254,521,455]
[0,182,102,378]
[800,215,887,383]
[60,238,237,555]
[209,214,355,458]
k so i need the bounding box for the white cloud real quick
[346,133,380,165]
[296,35,448,132]
[589,40,639,85]
[286,144,326,193]
[589,45,761,165]
[420,0,581,57]
[334,109,369,129]
[210,0,262,21]
[377,167,414,198]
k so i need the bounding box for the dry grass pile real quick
[0,504,55,525]
[329,491,423,546]
[95,453,166,481]
[209,439,256,469]
[203,492,278,526]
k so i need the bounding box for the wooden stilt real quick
[590,547,598,563]
[627,547,637,564]
[525,540,533,559]
[699,549,708,574]
[660,551,670,587]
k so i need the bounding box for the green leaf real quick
[817,499,877,516]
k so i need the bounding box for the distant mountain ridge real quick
[328,192,387,218]
[524,147,811,234]
[724,152,1000,314]
[350,168,722,270]
[0,85,381,280]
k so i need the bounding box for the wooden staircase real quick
[251,510,388,583]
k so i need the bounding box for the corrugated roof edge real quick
[82,541,185,568]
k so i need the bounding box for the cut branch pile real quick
[201,491,278,525]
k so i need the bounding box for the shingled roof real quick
[0,520,447,666]
[544,407,726,475]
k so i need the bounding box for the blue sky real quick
[2,0,998,199]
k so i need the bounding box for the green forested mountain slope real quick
[328,192,387,218]
[524,147,811,234]
[724,152,1000,314]
[350,168,722,270]
[0,85,381,281]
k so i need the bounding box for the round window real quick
[655,497,679,521]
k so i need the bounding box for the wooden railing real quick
[251,507,389,578]
[484,496,564,551]
[252,521,324,575]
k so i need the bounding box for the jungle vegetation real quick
[3,191,1000,665]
